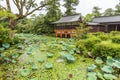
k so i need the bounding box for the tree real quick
[0,0,48,29]
[84,14,94,22]
[103,8,114,16]
[45,0,61,22]
[92,6,101,17]
[114,3,120,15]
[63,0,79,16]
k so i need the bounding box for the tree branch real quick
[6,0,11,12]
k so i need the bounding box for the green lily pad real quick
[21,69,31,76]
[65,54,75,63]
[113,61,120,69]
[87,64,97,72]
[95,57,103,64]
[106,58,115,66]
[103,74,117,80]
[97,72,105,80]
[47,53,53,58]
[45,62,53,69]
[101,65,114,73]
[0,47,5,52]
[2,43,10,49]
[87,72,97,80]
[32,64,38,70]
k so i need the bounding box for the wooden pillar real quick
[115,25,118,31]
[105,25,108,33]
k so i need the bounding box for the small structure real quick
[52,14,82,38]
[88,15,120,32]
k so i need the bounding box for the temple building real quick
[52,14,82,38]
[88,15,120,32]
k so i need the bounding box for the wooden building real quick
[52,14,82,38]
[88,15,120,32]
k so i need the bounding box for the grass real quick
[0,34,94,80]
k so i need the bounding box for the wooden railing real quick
[54,29,75,38]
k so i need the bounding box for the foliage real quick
[92,41,120,58]
[16,18,34,33]
[0,24,14,44]
[103,8,114,16]
[76,36,101,57]
[74,23,91,39]
[110,31,120,36]
[87,57,119,80]
[111,36,120,44]
[92,6,101,17]
[63,0,79,15]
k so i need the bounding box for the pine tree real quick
[63,0,79,16]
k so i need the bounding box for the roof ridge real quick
[95,15,120,18]
[62,14,80,17]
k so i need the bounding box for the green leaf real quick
[45,62,53,69]
[87,64,97,72]
[21,69,31,76]
[106,58,115,66]
[32,64,38,70]
[2,43,10,49]
[101,65,114,73]
[113,61,120,69]
[103,74,117,80]
[87,72,97,80]
[95,57,103,64]
[65,54,75,63]
[0,47,5,52]
[47,53,53,58]
[97,72,105,80]
[38,59,44,63]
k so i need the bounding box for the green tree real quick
[92,6,101,17]
[63,0,79,16]
[84,14,94,22]
[114,3,120,15]
[45,0,61,22]
[103,8,114,16]
[0,0,48,29]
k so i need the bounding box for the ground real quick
[0,34,94,80]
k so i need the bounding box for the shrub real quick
[0,25,14,44]
[110,31,120,36]
[92,32,105,37]
[98,34,109,41]
[111,36,120,44]
[92,41,120,58]
[76,37,101,57]
[83,37,101,51]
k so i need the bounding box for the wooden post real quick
[105,25,108,33]
[115,25,118,31]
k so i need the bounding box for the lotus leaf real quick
[65,54,75,63]
[113,61,120,69]
[87,72,97,80]
[95,57,103,64]
[101,65,114,73]
[87,64,97,72]
[32,64,38,70]
[2,43,10,49]
[103,74,117,80]
[106,58,115,66]
[45,62,53,69]
[47,53,53,58]
[21,69,31,76]
[0,47,5,52]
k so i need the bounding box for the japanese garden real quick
[0,0,120,80]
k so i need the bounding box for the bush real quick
[92,32,105,37]
[76,37,101,57]
[0,25,14,44]
[110,31,120,36]
[98,34,109,41]
[92,41,120,58]
[111,36,120,44]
